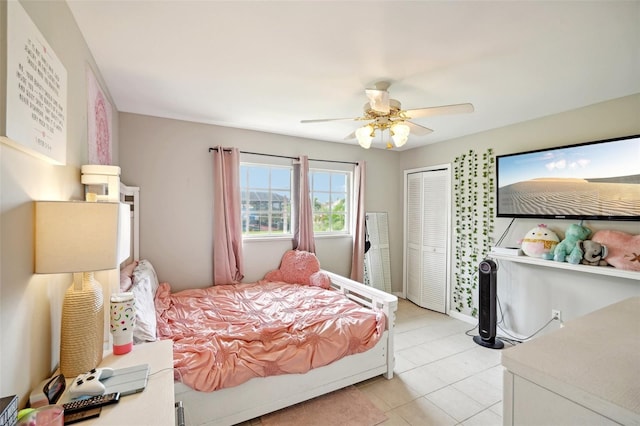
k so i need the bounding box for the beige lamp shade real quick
[35,201,120,273]
[34,201,127,376]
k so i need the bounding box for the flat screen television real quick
[496,134,640,221]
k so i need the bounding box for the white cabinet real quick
[404,166,450,312]
[502,297,640,426]
[504,373,618,425]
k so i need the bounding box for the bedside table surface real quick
[81,339,175,425]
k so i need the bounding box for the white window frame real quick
[239,156,354,240]
[240,161,293,239]
[309,167,351,236]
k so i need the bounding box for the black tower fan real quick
[473,259,504,349]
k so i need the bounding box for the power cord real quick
[496,294,560,343]
[494,217,516,248]
[466,293,559,347]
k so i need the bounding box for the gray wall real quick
[0,0,118,406]
[118,113,404,289]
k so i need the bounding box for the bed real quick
[118,184,398,426]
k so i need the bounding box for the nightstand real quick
[73,339,175,425]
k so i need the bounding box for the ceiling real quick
[67,1,640,151]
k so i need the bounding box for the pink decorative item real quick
[86,68,112,165]
[592,230,640,271]
[263,249,330,288]
[17,405,63,426]
[110,292,136,354]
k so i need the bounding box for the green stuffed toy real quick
[547,223,592,264]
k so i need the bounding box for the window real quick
[240,164,292,237]
[240,162,351,238]
[310,169,350,234]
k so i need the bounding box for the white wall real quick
[118,112,403,290]
[0,0,119,407]
[400,94,640,337]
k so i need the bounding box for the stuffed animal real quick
[592,230,640,271]
[551,223,592,264]
[521,224,559,258]
[577,240,608,266]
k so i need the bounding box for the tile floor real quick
[354,298,507,426]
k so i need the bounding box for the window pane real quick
[331,196,346,211]
[312,173,330,191]
[313,213,330,232]
[331,213,346,232]
[248,167,269,187]
[331,174,347,192]
[313,193,330,212]
[271,213,290,233]
[309,169,350,234]
[271,168,291,190]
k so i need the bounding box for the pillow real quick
[263,250,323,286]
[119,260,138,292]
[309,271,331,289]
[131,259,160,342]
[592,230,640,271]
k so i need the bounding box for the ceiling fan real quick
[301,82,474,149]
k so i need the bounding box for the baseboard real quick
[448,310,476,325]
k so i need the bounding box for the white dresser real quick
[502,297,640,426]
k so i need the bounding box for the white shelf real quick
[489,254,640,280]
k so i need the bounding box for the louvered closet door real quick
[405,168,449,313]
[406,173,424,304]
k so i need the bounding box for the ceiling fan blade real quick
[365,89,390,114]
[300,117,357,124]
[407,121,434,136]
[343,131,356,141]
[404,103,474,119]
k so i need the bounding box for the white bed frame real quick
[119,184,398,426]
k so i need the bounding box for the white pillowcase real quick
[131,259,160,342]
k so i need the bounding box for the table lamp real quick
[35,201,125,377]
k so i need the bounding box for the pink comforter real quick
[155,281,386,392]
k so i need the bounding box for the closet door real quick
[404,167,450,313]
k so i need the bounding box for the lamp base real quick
[60,272,104,377]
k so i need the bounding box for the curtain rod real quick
[208,147,358,165]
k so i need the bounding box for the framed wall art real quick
[3,0,68,165]
[86,67,113,165]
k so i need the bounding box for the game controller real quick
[68,368,114,397]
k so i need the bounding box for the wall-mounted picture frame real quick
[86,67,113,165]
[2,0,68,165]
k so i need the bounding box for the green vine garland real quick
[453,148,495,317]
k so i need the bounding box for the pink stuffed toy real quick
[591,230,640,272]
[263,249,332,289]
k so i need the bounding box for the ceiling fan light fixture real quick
[356,124,375,149]
[391,122,410,147]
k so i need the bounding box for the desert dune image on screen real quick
[497,138,640,218]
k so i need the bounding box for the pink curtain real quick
[293,156,316,253]
[212,146,244,284]
[350,161,366,282]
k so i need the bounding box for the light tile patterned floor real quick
[355,298,505,426]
